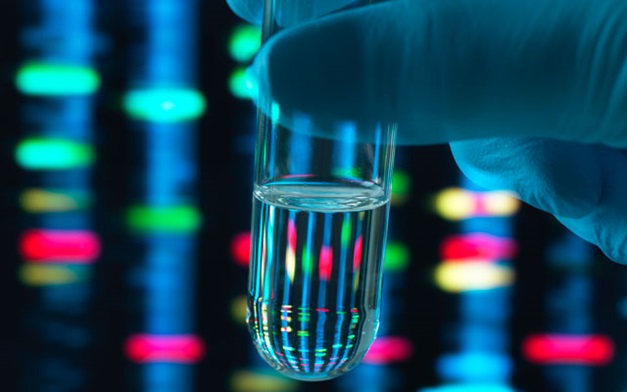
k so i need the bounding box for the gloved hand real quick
[228,0,627,263]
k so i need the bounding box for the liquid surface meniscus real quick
[247,183,389,381]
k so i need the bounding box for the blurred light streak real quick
[231,295,248,324]
[481,192,521,216]
[432,175,517,391]
[433,188,520,221]
[391,170,411,206]
[19,229,100,262]
[15,138,95,170]
[126,205,201,233]
[434,188,474,220]
[384,241,410,272]
[522,334,614,365]
[16,62,100,95]
[440,233,517,261]
[231,231,251,267]
[362,336,413,365]
[228,24,261,63]
[229,370,297,392]
[229,67,257,100]
[123,88,206,122]
[123,0,203,389]
[419,384,516,392]
[16,0,99,389]
[125,334,205,363]
[436,352,512,382]
[434,261,514,293]
[20,188,91,213]
[19,264,91,286]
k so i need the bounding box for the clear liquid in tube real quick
[247,182,389,381]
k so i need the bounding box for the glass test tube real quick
[247,0,397,381]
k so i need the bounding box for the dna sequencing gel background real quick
[1,0,627,391]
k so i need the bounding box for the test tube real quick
[247,0,397,381]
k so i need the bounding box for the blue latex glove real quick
[228,0,627,263]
